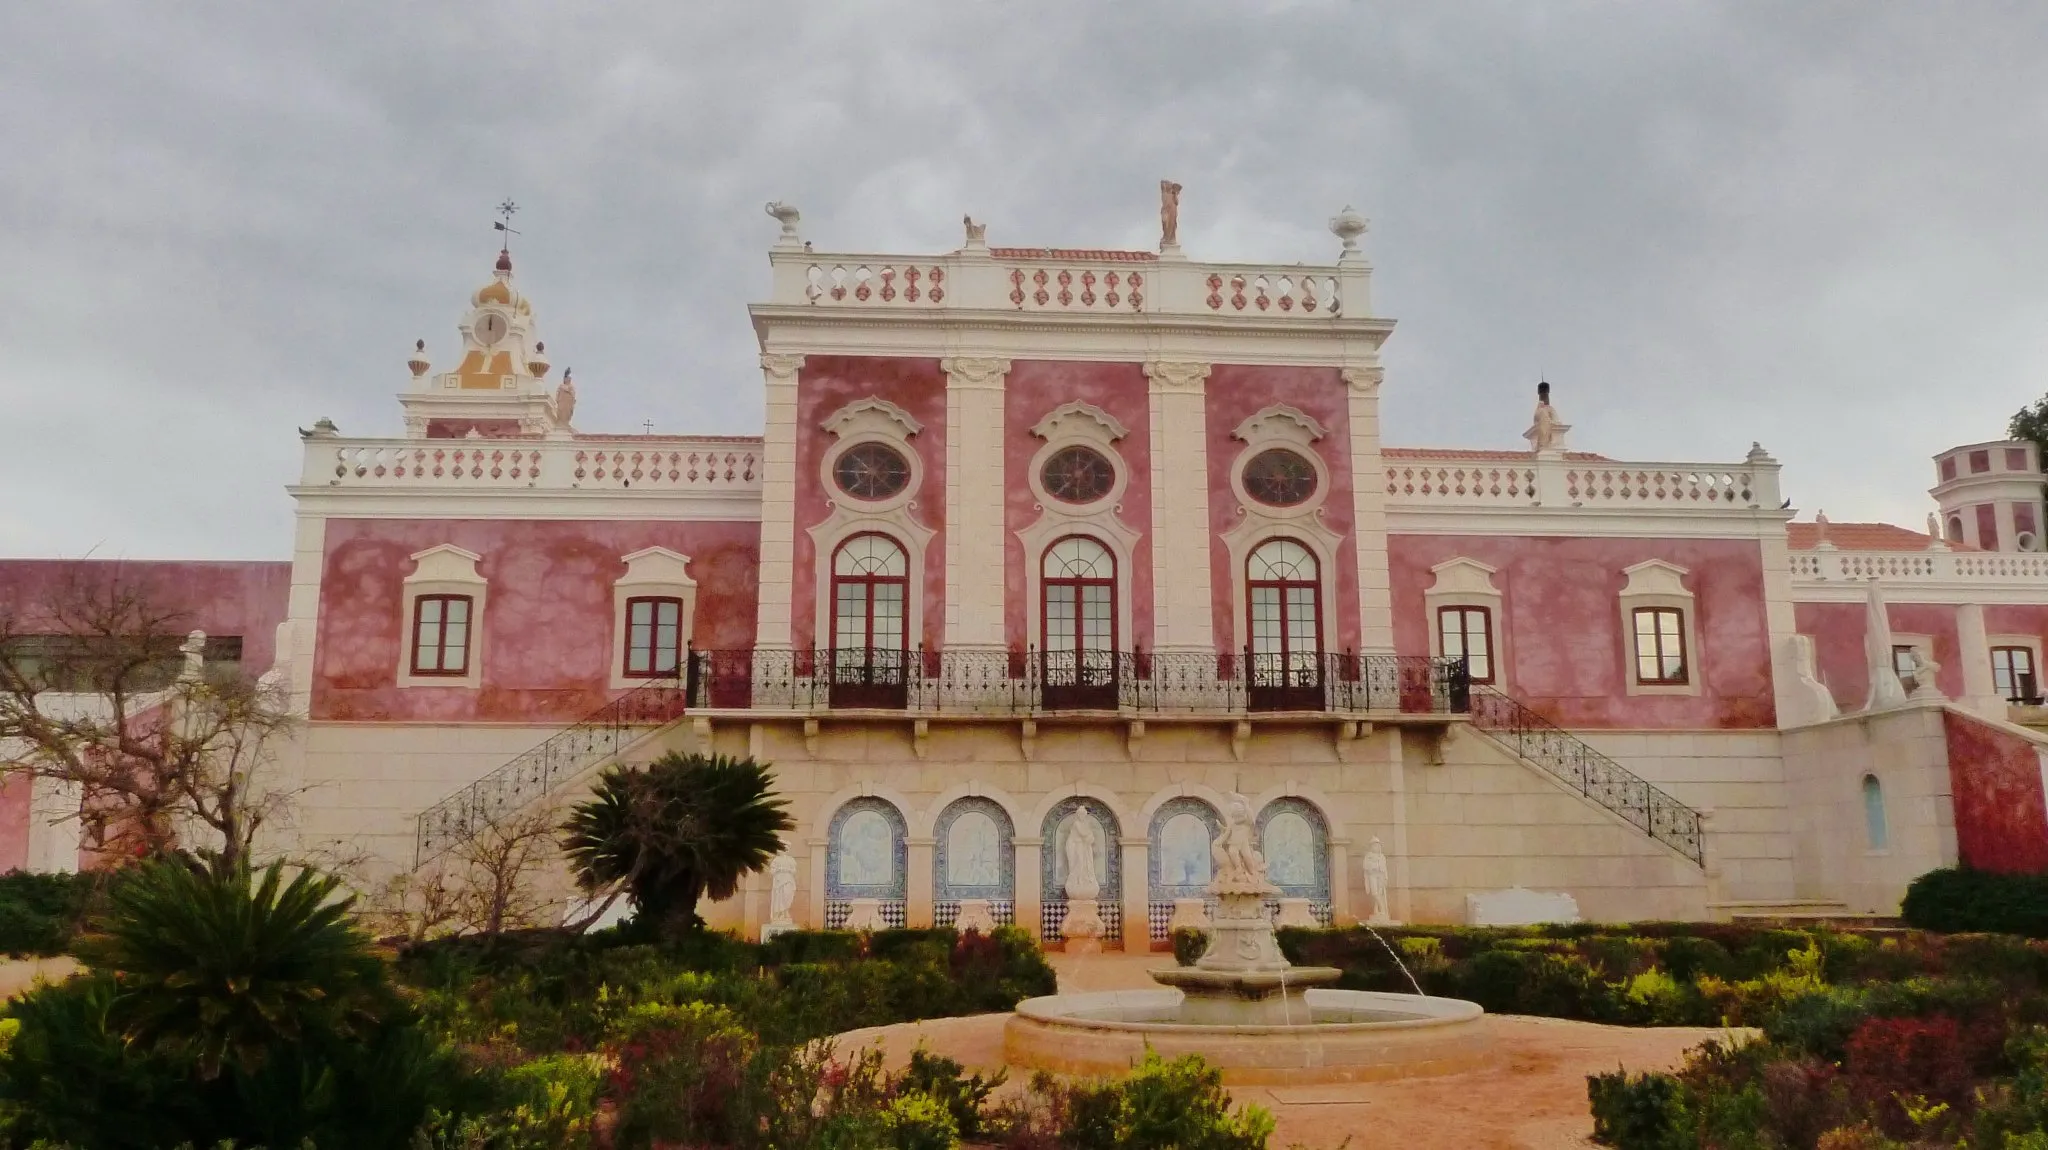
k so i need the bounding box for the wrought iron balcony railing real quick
[1467,686,1706,867]
[684,647,1470,717]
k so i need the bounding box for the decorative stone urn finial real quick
[407,339,431,379]
[765,201,802,245]
[1329,205,1368,251]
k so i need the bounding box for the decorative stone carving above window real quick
[1618,559,1700,697]
[820,398,924,511]
[611,547,696,689]
[398,544,486,690]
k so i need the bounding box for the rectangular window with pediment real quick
[1436,606,1495,685]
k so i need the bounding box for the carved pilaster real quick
[402,415,428,438]
[760,353,806,382]
[1143,361,1211,394]
[1341,366,1384,394]
[941,356,1010,390]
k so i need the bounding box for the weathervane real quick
[494,200,521,254]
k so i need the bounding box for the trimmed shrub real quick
[1050,1050,1275,1150]
[1172,926,1209,967]
[1588,1068,1686,1149]
[1903,867,2048,938]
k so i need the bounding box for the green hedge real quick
[0,870,105,957]
[1903,867,2048,938]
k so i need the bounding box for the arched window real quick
[1041,536,1117,709]
[1247,539,1322,710]
[1862,775,1889,851]
[830,534,908,707]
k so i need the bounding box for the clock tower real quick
[397,248,566,438]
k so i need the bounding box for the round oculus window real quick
[1040,445,1117,505]
[1242,448,1318,507]
[832,442,912,501]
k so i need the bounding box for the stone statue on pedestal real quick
[1523,381,1570,454]
[1211,793,1267,888]
[769,854,796,924]
[1362,836,1391,925]
[1159,179,1183,250]
[1063,813,1101,900]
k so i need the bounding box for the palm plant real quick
[561,752,793,939]
[76,858,396,1080]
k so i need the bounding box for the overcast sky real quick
[3,2,2044,559]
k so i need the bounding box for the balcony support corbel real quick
[1230,720,1251,763]
[1126,720,1145,760]
[691,716,712,753]
[1019,719,1038,762]
[803,717,820,757]
[912,719,931,761]
[1334,719,1372,763]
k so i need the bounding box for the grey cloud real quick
[3,2,2045,556]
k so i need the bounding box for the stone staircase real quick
[411,673,687,865]
[1465,686,1707,867]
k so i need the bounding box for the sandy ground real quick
[0,957,78,1000]
[834,951,1744,1150]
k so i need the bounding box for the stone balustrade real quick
[1385,450,1782,515]
[763,244,1369,320]
[300,436,764,495]
[1789,547,2048,591]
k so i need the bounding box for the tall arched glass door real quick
[1247,539,1323,710]
[830,534,909,708]
[1041,536,1118,710]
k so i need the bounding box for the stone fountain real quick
[1004,794,1495,1084]
[1147,793,1342,1024]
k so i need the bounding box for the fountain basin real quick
[1148,964,1343,1025]
[1004,987,1495,1085]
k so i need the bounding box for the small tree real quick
[2013,394,2048,460]
[560,753,793,939]
[0,569,298,871]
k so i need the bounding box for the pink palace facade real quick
[4,199,2048,939]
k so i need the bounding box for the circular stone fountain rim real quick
[1013,988,1483,1035]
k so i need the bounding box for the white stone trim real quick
[910,780,1028,840]
[610,547,696,689]
[1422,558,1506,688]
[397,544,486,690]
[1618,559,1699,697]
[1220,405,1343,655]
[1145,361,1216,652]
[942,358,1010,648]
[754,354,806,647]
[1022,783,1136,839]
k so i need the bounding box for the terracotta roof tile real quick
[989,248,1158,262]
[1786,522,1971,551]
[1383,447,1612,462]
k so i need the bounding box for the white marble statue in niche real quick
[1262,810,1314,887]
[1159,811,1214,887]
[837,809,894,887]
[768,854,797,926]
[1057,810,1106,899]
[946,810,1001,889]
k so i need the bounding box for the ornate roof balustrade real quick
[762,243,1371,321]
[1788,547,2048,603]
[296,435,764,502]
[1384,448,1784,519]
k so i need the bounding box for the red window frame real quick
[1436,605,1495,685]
[830,534,909,655]
[1041,536,1117,663]
[410,594,473,677]
[1632,607,1688,686]
[624,596,684,678]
